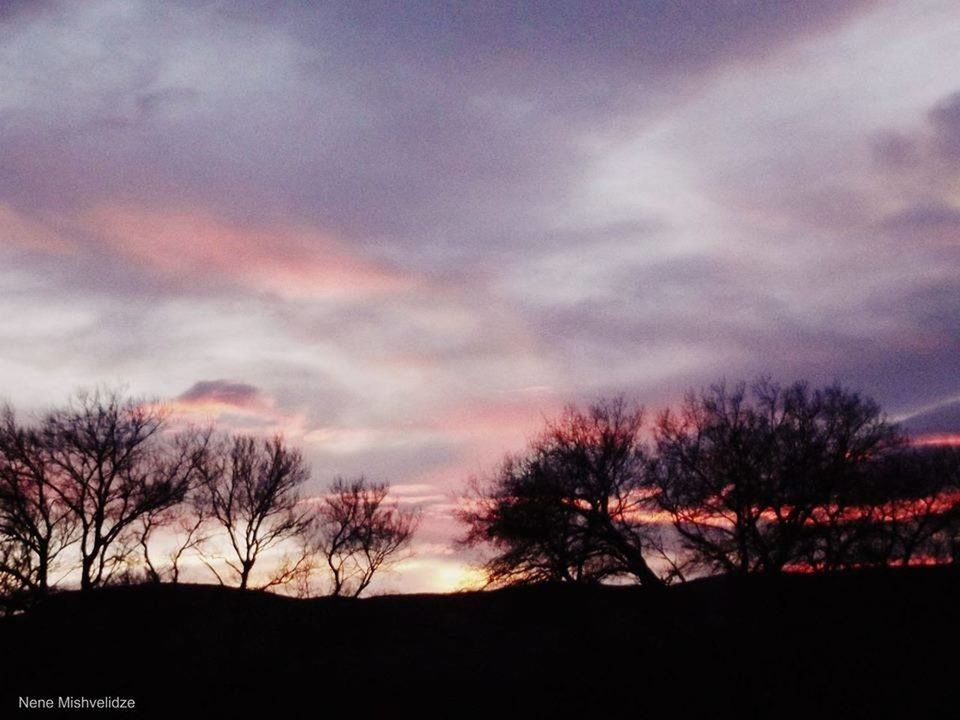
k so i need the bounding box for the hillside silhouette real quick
[2,566,956,717]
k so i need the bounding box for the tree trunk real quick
[36,542,49,593]
[239,560,254,590]
[602,526,663,587]
[80,556,94,591]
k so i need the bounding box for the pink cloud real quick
[84,205,413,299]
[160,379,309,439]
[394,394,567,495]
[388,483,451,505]
[425,395,562,439]
[0,203,76,254]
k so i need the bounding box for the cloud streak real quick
[86,205,412,299]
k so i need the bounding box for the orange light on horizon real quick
[912,433,960,447]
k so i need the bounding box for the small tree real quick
[136,430,212,584]
[459,398,663,587]
[196,435,312,590]
[314,477,418,597]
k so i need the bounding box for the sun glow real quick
[392,558,487,593]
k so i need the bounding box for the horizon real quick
[2,1,960,593]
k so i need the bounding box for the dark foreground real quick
[1,567,957,718]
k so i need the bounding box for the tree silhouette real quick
[196,434,312,590]
[653,379,919,575]
[136,430,213,584]
[38,390,195,590]
[459,398,663,587]
[0,406,77,596]
[813,444,960,569]
[313,477,418,597]
[0,541,32,614]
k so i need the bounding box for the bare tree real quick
[136,430,213,584]
[137,493,209,584]
[459,398,664,588]
[0,541,34,614]
[0,406,77,595]
[196,434,312,590]
[39,389,195,590]
[313,477,418,597]
[833,445,960,569]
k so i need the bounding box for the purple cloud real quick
[881,203,960,246]
[178,380,262,408]
[929,91,960,159]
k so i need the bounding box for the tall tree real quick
[39,390,194,590]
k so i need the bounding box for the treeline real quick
[459,379,960,587]
[0,390,416,612]
[3,379,959,608]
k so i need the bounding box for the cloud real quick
[178,379,261,408]
[900,397,960,447]
[0,203,75,254]
[872,131,921,169]
[167,378,310,439]
[929,91,960,159]
[880,203,960,246]
[0,0,876,272]
[84,205,412,299]
[869,90,960,190]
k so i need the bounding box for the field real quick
[2,567,956,717]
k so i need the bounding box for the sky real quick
[1,0,959,592]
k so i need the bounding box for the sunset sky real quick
[2,1,959,592]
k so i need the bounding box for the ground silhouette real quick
[1,566,956,717]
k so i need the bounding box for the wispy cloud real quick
[85,205,412,299]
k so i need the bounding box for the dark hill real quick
[2,568,958,718]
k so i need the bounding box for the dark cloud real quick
[880,203,960,246]
[314,1,876,99]
[178,380,261,407]
[519,244,960,415]
[871,89,960,177]
[871,131,919,169]
[929,91,960,159]
[0,0,54,21]
[0,0,876,274]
